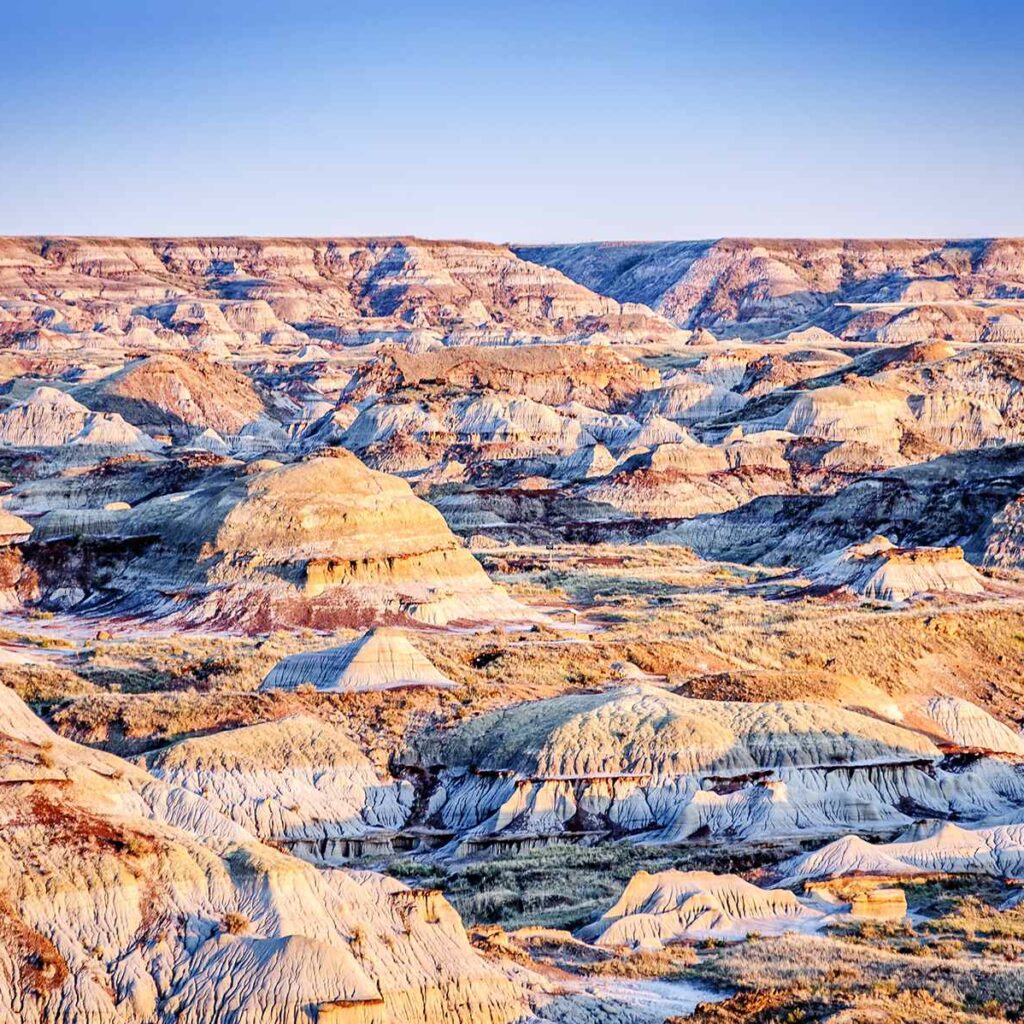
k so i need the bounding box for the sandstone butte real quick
[26,451,526,630]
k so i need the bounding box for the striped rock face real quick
[0,236,683,350]
[412,685,1024,851]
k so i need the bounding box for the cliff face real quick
[516,238,1024,338]
[5,235,1023,354]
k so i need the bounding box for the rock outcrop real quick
[0,509,32,542]
[0,236,682,351]
[782,822,1024,884]
[805,536,987,603]
[144,715,414,857]
[649,445,1024,569]
[76,353,270,440]
[919,697,1024,755]
[517,238,1024,339]
[0,387,159,453]
[0,683,530,1024]
[348,345,660,409]
[261,627,456,692]
[27,453,523,629]
[579,870,825,948]
[410,685,1024,850]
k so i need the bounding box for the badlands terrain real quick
[3,235,1024,1022]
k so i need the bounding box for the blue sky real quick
[1,1,1021,239]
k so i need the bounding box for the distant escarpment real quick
[517,238,1024,338]
[0,235,683,351]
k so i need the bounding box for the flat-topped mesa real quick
[261,627,456,692]
[406,684,1024,850]
[347,344,661,409]
[0,684,530,1024]
[579,869,826,948]
[806,536,988,603]
[26,451,525,630]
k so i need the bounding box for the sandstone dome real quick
[295,343,332,361]
[893,340,958,365]
[431,684,939,779]
[781,833,930,883]
[414,684,971,847]
[189,427,231,453]
[30,452,523,630]
[629,414,694,449]
[219,298,284,337]
[769,379,911,445]
[556,442,617,481]
[637,379,747,425]
[261,627,456,692]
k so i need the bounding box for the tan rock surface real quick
[76,352,268,438]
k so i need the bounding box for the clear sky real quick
[1,0,1021,240]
